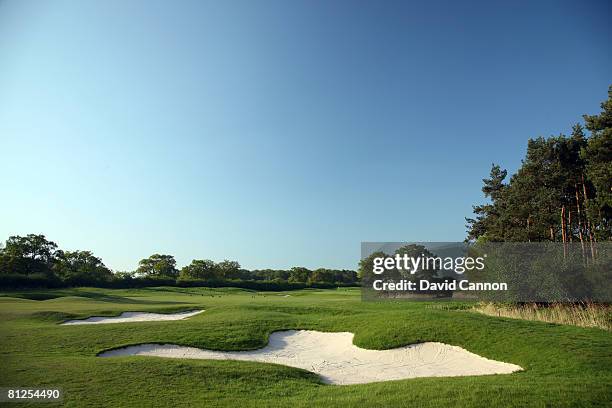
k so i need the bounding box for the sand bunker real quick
[61,310,203,325]
[98,330,521,384]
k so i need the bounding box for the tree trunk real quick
[561,206,567,259]
[526,216,531,242]
[561,206,566,244]
[575,185,585,256]
[568,207,573,243]
[550,226,554,241]
[581,175,596,259]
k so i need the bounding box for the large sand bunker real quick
[61,310,203,325]
[98,330,522,384]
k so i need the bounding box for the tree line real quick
[466,85,611,253]
[0,234,358,289]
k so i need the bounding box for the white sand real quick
[61,310,204,325]
[98,330,522,384]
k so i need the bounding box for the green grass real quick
[0,287,610,407]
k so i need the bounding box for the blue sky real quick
[0,0,610,271]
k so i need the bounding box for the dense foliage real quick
[467,86,612,245]
[0,234,357,289]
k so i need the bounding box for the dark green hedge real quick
[0,274,359,291]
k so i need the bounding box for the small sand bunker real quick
[61,310,203,325]
[98,330,521,384]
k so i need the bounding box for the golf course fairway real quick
[0,287,610,407]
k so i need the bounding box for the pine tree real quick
[582,86,612,241]
[467,85,611,246]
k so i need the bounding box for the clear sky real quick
[1,0,610,271]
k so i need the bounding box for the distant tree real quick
[236,269,254,280]
[310,268,335,283]
[2,234,58,264]
[114,270,136,280]
[507,136,565,241]
[333,269,358,283]
[54,250,113,284]
[357,251,387,279]
[0,234,59,276]
[288,267,311,283]
[465,164,508,242]
[271,269,290,281]
[252,269,282,281]
[179,259,218,280]
[216,260,241,279]
[394,244,439,280]
[136,254,178,278]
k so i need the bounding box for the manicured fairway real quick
[0,287,610,407]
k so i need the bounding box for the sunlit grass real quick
[1,287,611,407]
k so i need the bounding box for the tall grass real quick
[472,302,611,331]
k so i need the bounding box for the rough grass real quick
[472,302,612,331]
[0,286,610,407]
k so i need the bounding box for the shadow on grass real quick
[1,289,187,305]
